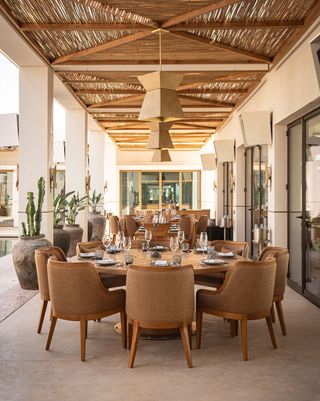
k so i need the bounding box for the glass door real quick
[288,108,320,306]
[161,172,179,209]
[0,170,14,227]
[305,113,320,300]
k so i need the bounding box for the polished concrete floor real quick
[0,257,320,401]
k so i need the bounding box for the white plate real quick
[216,252,235,258]
[96,259,118,266]
[79,252,95,258]
[202,259,225,265]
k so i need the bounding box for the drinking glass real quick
[141,240,148,252]
[199,232,208,260]
[182,242,189,252]
[102,233,111,250]
[177,230,185,248]
[172,252,182,266]
[170,236,179,254]
[207,245,216,260]
[144,229,152,250]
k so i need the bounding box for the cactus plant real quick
[22,177,46,237]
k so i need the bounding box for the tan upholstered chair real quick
[124,216,139,238]
[258,246,289,335]
[196,259,277,361]
[34,246,67,334]
[46,260,127,361]
[76,241,105,256]
[109,215,120,242]
[196,215,209,238]
[126,265,194,368]
[209,240,249,257]
[178,215,196,248]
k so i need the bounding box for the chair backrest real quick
[76,241,105,256]
[196,215,209,234]
[109,215,120,235]
[178,215,196,247]
[47,260,112,317]
[35,246,67,301]
[216,259,276,316]
[210,240,249,258]
[126,265,194,324]
[144,222,171,238]
[124,216,138,237]
[258,246,289,299]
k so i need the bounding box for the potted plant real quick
[53,190,74,255]
[63,192,87,257]
[12,177,51,290]
[88,190,106,241]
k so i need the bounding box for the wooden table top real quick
[71,249,244,277]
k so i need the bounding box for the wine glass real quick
[102,233,111,250]
[170,236,179,254]
[116,231,124,250]
[177,230,185,249]
[123,236,132,253]
[144,229,152,250]
[199,232,208,260]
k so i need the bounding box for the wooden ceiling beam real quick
[178,94,235,108]
[169,31,272,64]
[88,94,144,108]
[171,20,305,31]
[76,88,247,95]
[72,0,158,28]
[161,0,245,28]
[20,23,151,31]
[52,30,154,65]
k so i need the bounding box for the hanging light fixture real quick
[137,29,183,162]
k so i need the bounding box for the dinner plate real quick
[217,252,236,258]
[194,248,208,253]
[202,259,226,265]
[151,260,171,267]
[151,246,168,251]
[96,259,119,266]
[79,252,95,258]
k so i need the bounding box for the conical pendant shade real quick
[138,71,184,122]
[146,121,174,149]
[152,149,171,162]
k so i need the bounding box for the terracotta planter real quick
[88,212,106,241]
[63,224,83,257]
[53,225,70,256]
[12,234,51,290]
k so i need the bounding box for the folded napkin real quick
[154,260,168,266]
[217,251,234,257]
[79,252,95,258]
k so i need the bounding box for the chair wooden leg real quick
[46,316,57,351]
[270,303,275,323]
[230,320,235,338]
[241,319,248,361]
[266,315,277,349]
[187,324,192,350]
[37,300,48,334]
[50,306,53,321]
[120,311,127,349]
[85,320,88,339]
[80,318,87,362]
[128,323,133,350]
[128,321,140,368]
[234,320,239,336]
[275,301,287,336]
[196,309,203,349]
[180,325,193,368]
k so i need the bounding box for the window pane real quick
[162,172,179,181]
[142,172,159,210]
[0,171,14,227]
[121,171,139,215]
[182,171,200,209]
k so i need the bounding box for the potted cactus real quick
[12,177,51,290]
[63,192,87,257]
[53,190,74,255]
[88,190,106,241]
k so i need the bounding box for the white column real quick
[19,67,53,242]
[104,138,118,215]
[234,146,246,241]
[268,124,288,247]
[216,162,224,224]
[65,109,88,241]
[89,131,106,197]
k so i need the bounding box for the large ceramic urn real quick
[12,234,51,290]
[53,225,70,256]
[63,224,83,257]
[88,212,106,241]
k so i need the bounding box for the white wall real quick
[215,20,320,247]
